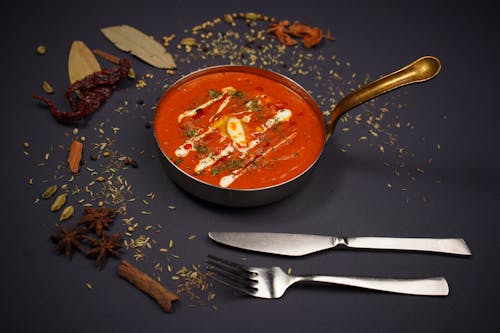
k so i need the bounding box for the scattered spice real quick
[68,41,101,84]
[118,260,179,313]
[86,232,122,268]
[267,20,297,46]
[93,48,120,64]
[50,193,68,212]
[36,45,47,55]
[59,205,75,221]
[42,184,58,199]
[51,225,86,257]
[287,21,323,48]
[180,37,197,47]
[173,264,215,306]
[33,58,131,122]
[42,81,54,94]
[78,207,116,236]
[101,25,176,69]
[68,140,83,173]
[267,20,324,48]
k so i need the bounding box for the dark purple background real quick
[1,0,498,332]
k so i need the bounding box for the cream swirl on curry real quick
[154,70,324,189]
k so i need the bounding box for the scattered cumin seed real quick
[36,45,47,55]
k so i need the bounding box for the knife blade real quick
[208,232,471,256]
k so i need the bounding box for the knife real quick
[208,232,471,256]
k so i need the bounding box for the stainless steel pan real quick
[154,56,441,206]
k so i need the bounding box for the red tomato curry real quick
[154,68,325,190]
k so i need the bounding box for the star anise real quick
[78,207,116,236]
[50,225,86,257]
[86,233,122,268]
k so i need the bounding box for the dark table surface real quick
[2,0,499,332]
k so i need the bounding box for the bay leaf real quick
[68,41,101,84]
[101,25,176,69]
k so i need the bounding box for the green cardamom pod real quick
[51,193,68,212]
[59,205,74,221]
[42,184,58,199]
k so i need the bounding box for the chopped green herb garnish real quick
[195,144,210,154]
[211,158,245,175]
[185,127,198,138]
[231,90,246,99]
[246,98,262,112]
[211,167,222,175]
[228,158,244,169]
[208,89,222,98]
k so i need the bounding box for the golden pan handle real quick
[327,56,442,140]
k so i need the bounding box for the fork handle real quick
[298,275,449,296]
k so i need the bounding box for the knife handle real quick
[340,237,471,255]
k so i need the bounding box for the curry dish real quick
[154,69,325,189]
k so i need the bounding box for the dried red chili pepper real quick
[33,58,131,122]
[267,20,324,48]
[267,20,298,46]
[287,21,323,48]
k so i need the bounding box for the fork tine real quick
[206,255,258,295]
[206,266,257,295]
[206,254,251,272]
[206,254,254,278]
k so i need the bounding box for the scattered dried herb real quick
[33,58,131,122]
[101,25,176,69]
[173,264,215,306]
[68,41,101,84]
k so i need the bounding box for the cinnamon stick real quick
[117,260,179,313]
[68,140,83,173]
[93,49,121,65]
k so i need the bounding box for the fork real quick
[206,255,449,298]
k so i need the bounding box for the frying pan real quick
[154,56,441,206]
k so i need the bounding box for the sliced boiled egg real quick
[227,117,247,146]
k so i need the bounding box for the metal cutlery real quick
[208,232,471,256]
[206,255,449,298]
